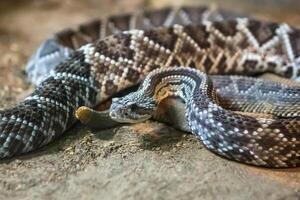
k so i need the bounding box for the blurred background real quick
[1,0,300,118]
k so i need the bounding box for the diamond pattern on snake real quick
[1,6,300,168]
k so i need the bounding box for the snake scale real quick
[1,6,300,167]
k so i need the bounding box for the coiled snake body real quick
[1,6,300,167]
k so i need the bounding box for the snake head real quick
[109,92,156,123]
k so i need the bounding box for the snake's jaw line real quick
[109,106,153,123]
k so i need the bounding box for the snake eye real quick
[129,103,154,116]
[130,104,140,111]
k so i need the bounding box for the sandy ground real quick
[0,0,300,199]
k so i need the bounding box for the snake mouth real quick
[109,111,152,123]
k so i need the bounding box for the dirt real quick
[0,0,300,199]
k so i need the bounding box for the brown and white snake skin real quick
[1,6,300,167]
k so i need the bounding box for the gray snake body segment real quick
[0,6,300,167]
[109,68,300,167]
[1,52,98,157]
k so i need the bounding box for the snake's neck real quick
[146,67,214,106]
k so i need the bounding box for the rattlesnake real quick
[1,6,300,167]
